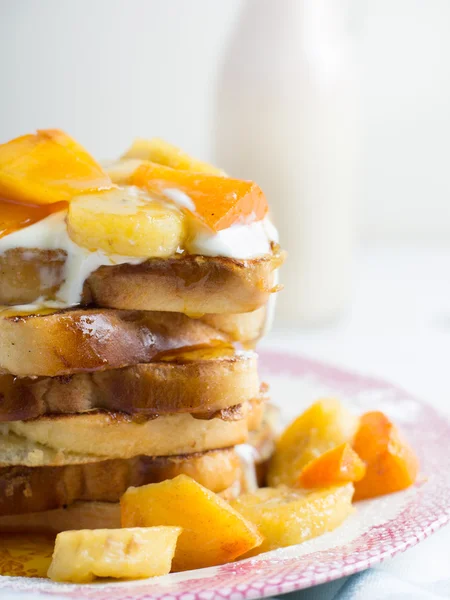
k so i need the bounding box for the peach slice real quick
[297,442,366,488]
[121,474,262,571]
[129,161,268,232]
[0,129,113,205]
[267,399,359,488]
[353,411,419,501]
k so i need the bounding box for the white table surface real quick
[263,244,450,599]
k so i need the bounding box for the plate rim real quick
[1,348,450,599]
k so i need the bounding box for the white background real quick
[1,0,450,243]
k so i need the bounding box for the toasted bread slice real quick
[0,246,284,313]
[84,248,284,313]
[0,308,232,377]
[0,398,264,465]
[0,348,259,422]
[0,448,241,517]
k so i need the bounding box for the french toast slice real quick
[0,308,231,377]
[0,246,284,313]
[84,248,284,313]
[0,448,242,517]
[0,348,259,422]
[0,399,263,465]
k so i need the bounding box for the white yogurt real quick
[188,216,278,259]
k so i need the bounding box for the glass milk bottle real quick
[214,0,359,325]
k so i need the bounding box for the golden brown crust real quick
[0,448,241,516]
[0,309,229,377]
[83,247,285,314]
[1,405,260,464]
[0,350,259,421]
[0,246,285,313]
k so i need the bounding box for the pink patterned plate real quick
[1,350,450,600]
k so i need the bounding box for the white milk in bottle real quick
[214,0,359,325]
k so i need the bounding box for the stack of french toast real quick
[0,131,285,533]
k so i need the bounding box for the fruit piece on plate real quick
[67,187,185,257]
[352,411,419,501]
[267,398,359,487]
[123,138,224,175]
[129,162,268,232]
[47,527,181,583]
[297,442,366,488]
[0,129,113,205]
[231,483,354,556]
[121,474,262,571]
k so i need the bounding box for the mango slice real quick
[129,162,268,232]
[0,129,113,205]
[120,474,262,571]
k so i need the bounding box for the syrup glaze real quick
[0,198,66,238]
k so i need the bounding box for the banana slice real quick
[122,138,224,175]
[47,526,182,582]
[231,484,354,556]
[67,187,185,257]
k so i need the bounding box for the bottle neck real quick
[236,0,350,44]
[222,0,353,85]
